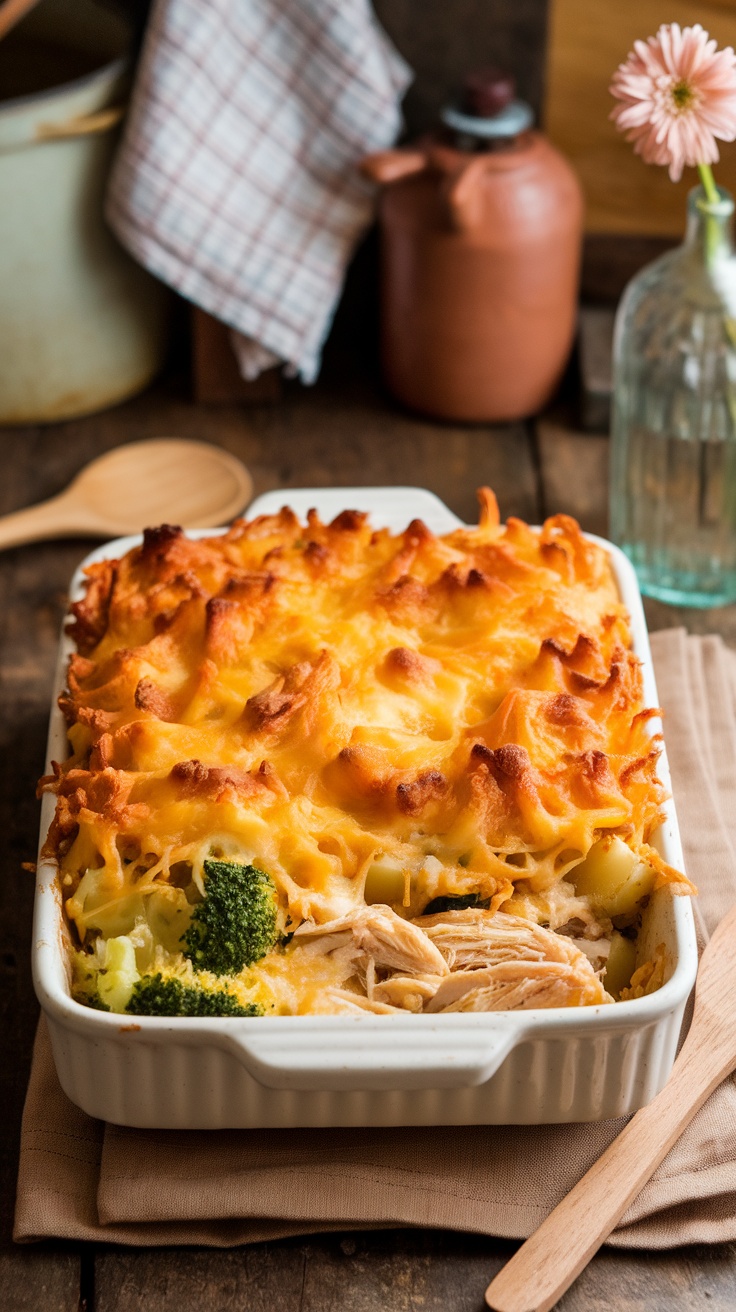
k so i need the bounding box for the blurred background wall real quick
[545,0,736,236]
[374,0,549,132]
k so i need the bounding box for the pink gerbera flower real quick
[610,23,736,182]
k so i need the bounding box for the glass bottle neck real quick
[684,185,735,261]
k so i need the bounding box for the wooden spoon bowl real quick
[0,439,253,550]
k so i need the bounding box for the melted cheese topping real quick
[44,489,685,1014]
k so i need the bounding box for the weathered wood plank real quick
[95,1245,306,1312]
[94,1232,736,1312]
[578,307,614,433]
[0,452,72,1246]
[298,1231,507,1312]
[9,374,539,532]
[0,501,81,1309]
[301,1232,736,1312]
[0,430,83,1307]
[560,1242,736,1311]
[0,1248,81,1312]
[535,417,609,536]
[239,395,538,528]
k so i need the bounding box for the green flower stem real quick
[697,163,723,268]
[698,162,720,206]
[696,165,736,451]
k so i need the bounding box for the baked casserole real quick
[41,489,692,1020]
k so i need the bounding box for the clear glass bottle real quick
[610,185,736,607]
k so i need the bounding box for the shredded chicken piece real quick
[414,908,603,972]
[295,906,609,1011]
[372,974,444,1012]
[293,903,450,977]
[321,988,401,1014]
[427,959,608,1011]
[407,908,611,1010]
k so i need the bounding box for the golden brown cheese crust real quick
[43,491,683,987]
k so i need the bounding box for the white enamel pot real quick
[0,0,169,424]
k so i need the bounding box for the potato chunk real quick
[364,857,405,905]
[603,931,637,999]
[571,836,655,918]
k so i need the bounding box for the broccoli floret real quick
[181,859,279,975]
[85,992,111,1012]
[422,893,491,915]
[126,972,262,1017]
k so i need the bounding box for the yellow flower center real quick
[671,79,695,111]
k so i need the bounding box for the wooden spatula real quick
[0,438,253,551]
[486,902,736,1312]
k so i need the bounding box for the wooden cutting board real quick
[544,0,736,235]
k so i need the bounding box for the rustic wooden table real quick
[2,343,736,1311]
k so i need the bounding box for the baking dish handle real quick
[219,1020,521,1092]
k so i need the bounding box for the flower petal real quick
[610,21,736,174]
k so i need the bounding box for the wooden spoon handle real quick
[0,493,98,551]
[485,1044,732,1312]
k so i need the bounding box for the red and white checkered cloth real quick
[106,0,411,382]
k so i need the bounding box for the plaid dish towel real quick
[106,0,412,382]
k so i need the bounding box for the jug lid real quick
[441,67,533,144]
[441,100,533,139]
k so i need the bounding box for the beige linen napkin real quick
[14,630,736,1248]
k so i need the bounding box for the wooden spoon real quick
[0,439,253,550]
[485,903,736,1312]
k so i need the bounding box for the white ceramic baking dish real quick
[32,486,698,1128]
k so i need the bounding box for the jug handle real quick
[439,153,491,233]
[360,149,428,185]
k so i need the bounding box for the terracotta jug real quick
[362,74,584,423]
